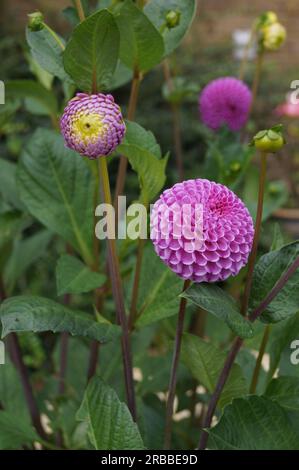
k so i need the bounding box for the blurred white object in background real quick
[232,29,256,61]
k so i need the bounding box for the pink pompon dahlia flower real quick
[60,93,126,159]
[199,77,252,132]
[150,179,254,283]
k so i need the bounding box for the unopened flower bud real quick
[165,10,181,29]
[28,11,44,31]
[230,162,241,172]
[257,11,278,28]
[251,125,285,153]
[262,22,286,51]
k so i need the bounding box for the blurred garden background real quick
[1,0,299,220]
[1,0,299,451]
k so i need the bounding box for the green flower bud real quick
[257,11,278,28]
[165,10,181,29]
[230,162,241,172]
[251,125,285,153]
[261,22,286,51]
[28,11,44,31]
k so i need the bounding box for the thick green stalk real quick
[249,324,271,394]
[241,152,267,315]
[98,156,136,420]
[114,72,141,204]
[164,280,190,449]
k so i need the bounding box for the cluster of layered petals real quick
[199,77,252,132]
[151,179,254,283]
[60,93,125,159]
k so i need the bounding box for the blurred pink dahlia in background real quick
[60,93,126,159]
[275,93,299,118]
[151,179,254,283]
[199,77,252,132]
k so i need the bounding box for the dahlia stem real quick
[241,151,267,315]
[87,291,103,381]
[162,59,184,181]
[98,156,136,420]
[0,279,46,440]
[114,72,141,204]
[249,324,271,394]
[249,255,299,322]
[238,28,255,81]
[74,0,85,22]
[128,237,146,330]
[164,279,191,450]
[197,254,299,450]
[198,337,244,450]
[249,50,264,116]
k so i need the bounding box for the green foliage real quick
[0,296,120,343]
[56,254,106,296]
[208,396,299,450]
[17,129,94,265]
[4,229,53,293]
[117,121,168,204]
[0,159,23,210]
[26,27,72,83]
[77,378,144,449]
[266,376,299,412]
[181,333,247,409]
[130,245,183,327]
[250,241,299,323]
[0,0,297,452]
[182,283,254,338]
[267,313,299,381]
[144,0,196,56]
[0,411,38,450]
[5,80,58,117]
[63,9,120,92]
[115,0,164,73]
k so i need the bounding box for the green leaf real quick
[0,100,20,129]
[0,296,120,343]
[0,211,23,251]
[77,377,144,449]
[144,0,196,56]
[4,229,53,293]
[110,61,133,90]
[0,360,30,421]
[117,121,168,203]
[26,27,72,83]
[5,80,57,117]
[63,9,120,92]
[181,333,247,409]
[267,313,299,381]
[17,128,94,265]
[0,159,23,210]
[249,241,299,323]
[208,396,299,450]
[56,254,106,296]
[0,411,38,450]
[182,283,254,339]
[266,376,299,412]
[116,0,164,73]
[133,245,183,327]
[270,222,284,251]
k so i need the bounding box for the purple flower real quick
[150,179,254,283]
[199,77,252,132]
[60,93,126,159]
